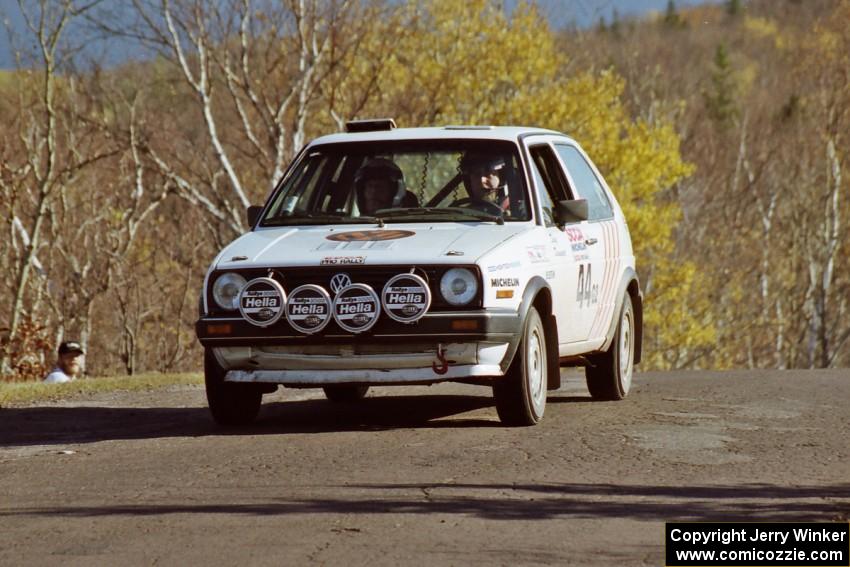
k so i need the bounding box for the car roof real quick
[310,126,575,146]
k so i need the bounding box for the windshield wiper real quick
[262,212,384,227]
[377,207,504,225]
[357,215,385,227]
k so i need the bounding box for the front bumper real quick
[196,309,521,346]
[197,309,523,386]
[217,342,509,385]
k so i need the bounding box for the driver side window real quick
[529,159,556,227]
[529,144,570,227]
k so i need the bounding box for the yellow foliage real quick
[376,0,557,124]
[343,0,710,368]
[743,16,788,50]
[801,1,850,65]
[643,260,717,369]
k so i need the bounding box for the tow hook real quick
[432,343,450,375]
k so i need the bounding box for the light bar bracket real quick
[345,118,397,133]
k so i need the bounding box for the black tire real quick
[204,349,262,426]
[323,385,369,402]
[492,306,547,426]
[586,293,635,401]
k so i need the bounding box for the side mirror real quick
[246,205,263,228]
[554,199,588,224]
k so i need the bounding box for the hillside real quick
[0,0,847,379]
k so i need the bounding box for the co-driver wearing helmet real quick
[457,153,512,214]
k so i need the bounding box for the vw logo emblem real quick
[330,273,352,295]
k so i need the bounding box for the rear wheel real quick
[493,306,547,426]
[586,293,634,400]
[323,385,369,402]
[204,349,262,426]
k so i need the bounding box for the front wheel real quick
[586,293,635,400]
[204,349,262,426]
[493,306,547,426]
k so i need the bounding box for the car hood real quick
[214,223,532,270]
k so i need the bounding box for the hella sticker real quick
[238,277,286,327]
[332,283,380,333]
[285,284,332,334]
[382,273,431,324]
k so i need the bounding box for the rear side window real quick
[555,144,613,220]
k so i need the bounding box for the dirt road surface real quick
[1,369,848,566]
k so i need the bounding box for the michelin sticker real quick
[285,284,332,334]
[382,273,431,323]
[238,277,286,327]
[333,283,380,333]
[490,277,519,288]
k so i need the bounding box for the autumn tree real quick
[0,1,116,376]
[0,1,171,379]
[88,0,388,242]
[354,0,706,368]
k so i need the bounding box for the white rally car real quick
[195,120,643,426]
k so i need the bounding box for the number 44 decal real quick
[576,263,599,308]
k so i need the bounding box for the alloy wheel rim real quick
[528,326,545,415]
[619,310,633,394]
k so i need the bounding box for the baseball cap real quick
[58,341,85,355]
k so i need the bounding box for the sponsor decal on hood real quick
[326,229,415,242]
[321,256,366,266]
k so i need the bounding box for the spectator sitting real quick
[43,341,84,384]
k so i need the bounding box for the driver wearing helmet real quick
[354,158,417,216]
[459,153,511,212]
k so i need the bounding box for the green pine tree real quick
[725,0,742,16]
[704,43,739,126]
[663,0,685,28]
[610,8,621,37]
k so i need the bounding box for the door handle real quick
[585,238,598,245]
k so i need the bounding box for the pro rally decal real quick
[321,256,366,265]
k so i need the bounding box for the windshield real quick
[260,140,530,226]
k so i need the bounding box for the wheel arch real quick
[599,268,643,364]
[503,276,561,390]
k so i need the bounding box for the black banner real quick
[666,522,849,566]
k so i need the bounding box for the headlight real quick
[212,273,247,310]
[440,268,478,306]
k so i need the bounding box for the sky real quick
[0,0,723,70]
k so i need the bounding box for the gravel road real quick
[1,369,848,566]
